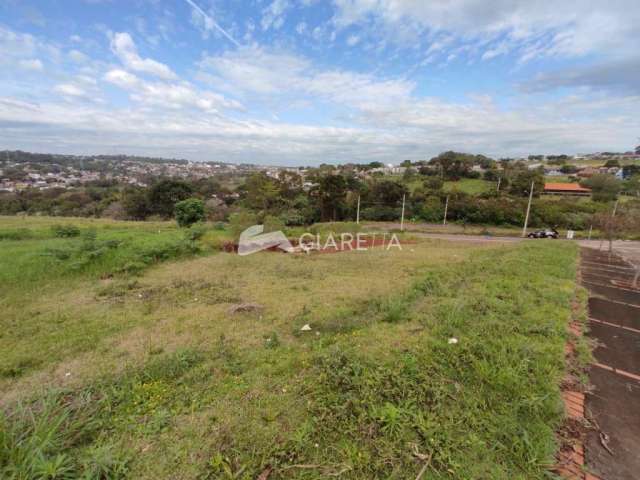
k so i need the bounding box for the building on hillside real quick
[544,182,591,196]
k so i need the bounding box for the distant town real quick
[1,149,639,193]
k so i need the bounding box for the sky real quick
[1,0,639,166]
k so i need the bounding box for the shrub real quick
[228,210,258,238]
[51,224,81,238]
[174,198,205,227]
[184,223,207,241]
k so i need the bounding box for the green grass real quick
[0,217,581,479]
[443,178,495,195]
[404,178,495,195]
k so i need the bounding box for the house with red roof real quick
[544,183,592,196]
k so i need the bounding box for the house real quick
[544,183,591,196]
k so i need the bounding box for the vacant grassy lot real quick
[0,217,579,479]
[443,178,494,195]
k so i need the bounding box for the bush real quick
[174,198,205,227]
[228,210,258,238]
[184,223,207,241]
[51,224,81,238]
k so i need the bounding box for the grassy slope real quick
[0,217,579,479]
[443,178,494,194]
[0,218,231,380]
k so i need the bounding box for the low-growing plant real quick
[51,224,81,238]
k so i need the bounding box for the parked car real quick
[527,229,559,239]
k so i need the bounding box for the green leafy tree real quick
[623,175,640,197]
[429,151,474,180]
[276,171,303,200]
[175,198,205,227]
[121,187,151,220]
[312,174,348,221]
[241,173,281,212]
[603,159,620,168]
[371,180,407,206]
[424,176,444,191]
[581,174,621,202]
[509,169,544,197]
[148,179,193,218]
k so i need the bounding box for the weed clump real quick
[51,224,81,238]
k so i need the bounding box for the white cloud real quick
[332,0,640,62]
[261,0,290,31]
[104,69,140,89]
[18,59,44,71]
[346,34,360,46]
[104,68,243,112]
[198,45,414,109]
[68,49,89,63]
[0,25,60,65]
[53,83,87,98]
[110,32,176,80]
[2,92,639,165]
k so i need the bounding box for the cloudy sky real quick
[1,0,639,165]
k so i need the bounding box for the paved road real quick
[580,246,640,480]
[407,232,523,243]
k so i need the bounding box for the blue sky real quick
[1,0,639,165]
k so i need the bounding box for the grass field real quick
[0,217,581,479]
[443,178,494,194]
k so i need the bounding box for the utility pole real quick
[356,194,361,224]
[612,199,619,217]
[588,225,593,241]
[497,177,501,192]
[522,181,535,237]
[400,193,406,231]
[443,195,449,225]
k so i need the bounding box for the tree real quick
[121,187,150,220]
[424,176,444,190]
[371,180,407,206]
[622,164,640,179]
[148,179,193,218]
[429,151,473,180]
[635,144,640,155]
[560,164,578,174]
[623,175,640,197]
[603,159,620,168]
[581,174,621,202]
[508,169,544,197]
[276,171,303,200]
[175,198,205,227]
[592,206,640,262]
[241,173,281,212]
[312,174,348,221]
